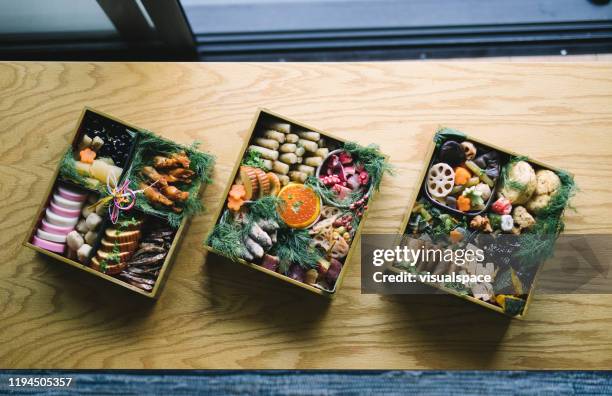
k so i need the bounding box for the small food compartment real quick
[395,129,576,318]
[126,131,213,228]
[205,109,390,296]
[89,211,177,293]
[24,107,215,298]
[59,109,138,191]
[28,181,104,264]
[424,135,503,216]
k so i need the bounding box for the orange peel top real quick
[277,183,321,228]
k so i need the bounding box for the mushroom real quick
[439,140,466,167]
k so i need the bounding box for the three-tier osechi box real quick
[204,109,391,296]
[393,128,576,318]
[23,107,215,298]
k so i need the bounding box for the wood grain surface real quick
[1,62,611,369]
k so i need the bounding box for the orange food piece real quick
[267,172,281,196]
[450,229,464,243]
[457,195,471,212]
[277,183,321,228]
[255,168,270,198]
[79,148,97,164]
[227,198,243,211]
[454,166,471,185]
[229,184,246,200]
[228,184,246,211]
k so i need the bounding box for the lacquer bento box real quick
[205,109,391,296]
[393,128,576,318]
[23,108,214,298]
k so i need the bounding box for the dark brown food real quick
[118,225,176,292]
[439,140,466,167]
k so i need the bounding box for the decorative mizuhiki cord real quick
[88,173,158,224]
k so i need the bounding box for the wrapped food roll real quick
[297,164,315,176]
[263,130,286,143]
[248,145,279,161]
[90,160,122,187]
[298,139,318,153]
[279,152,298,165]
[318,138,326,148]
[286,134,299,143]
[279,143,296,153]
[272,161,290,175]
[278,174,290,186]
[315,148,329,158]
[289,171,308,183]
[262,159,273,171]
[297,131,320,141]
[267,122,291,134]
[304,156,323,167]
[254,138,280,151]
[295,146,306,157]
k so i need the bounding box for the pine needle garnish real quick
[273,227,321,274]
[343,142,394,191]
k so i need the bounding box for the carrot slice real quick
[229,184,246,200]
[80,148,97,164]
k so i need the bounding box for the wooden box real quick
[394,128,575,318]
[204,109,390,297]
[23,107,214,299]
